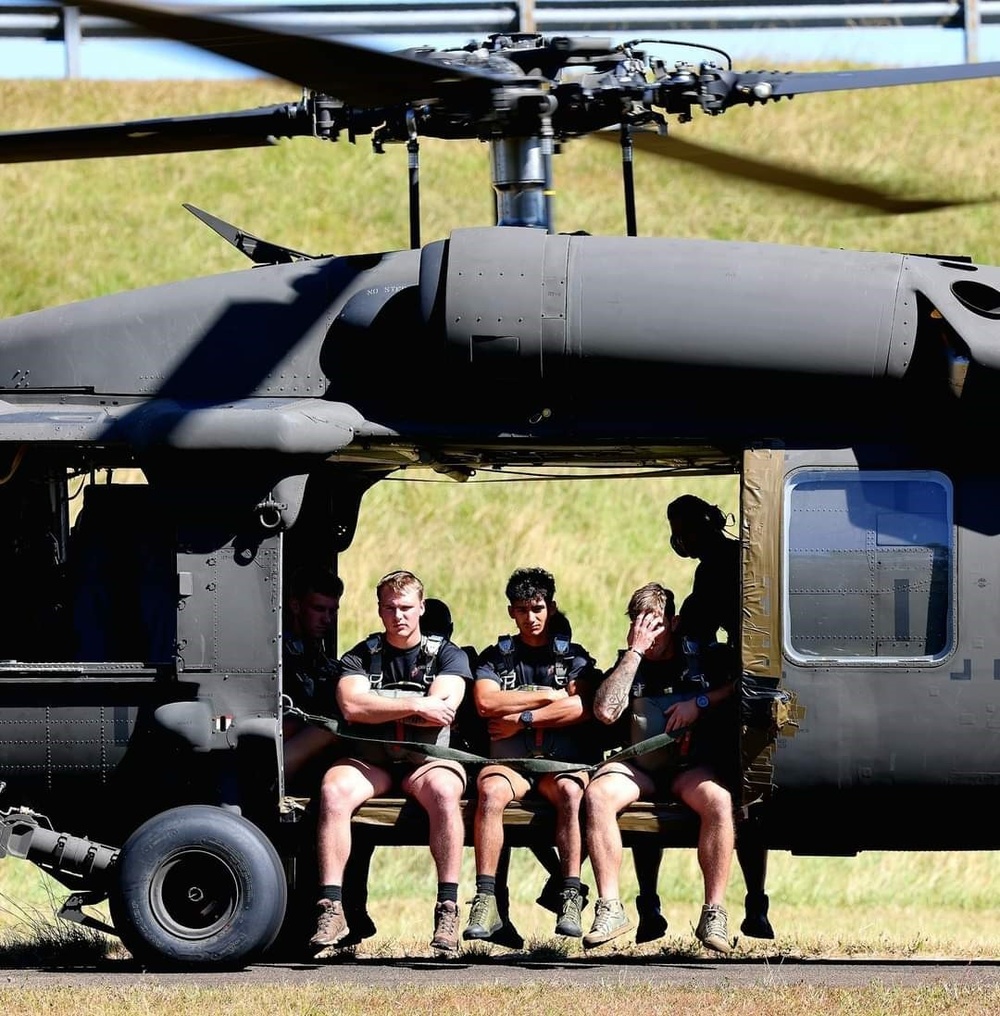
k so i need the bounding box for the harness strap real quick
[365,633,383,689]
[495,633,574,689]
[289,702,685,776]
[366,631,445,691]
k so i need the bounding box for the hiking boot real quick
[582,897,632,949]
[489,920,525,950]
[694,903,732,954]
[337,908,378,949]
[309,898,349,952]
[740,893,775,940]
[634,893,668,944]
[554,887,584,937]
[431,900,460,953]
[537,875,589,914]
[464,892,503,941]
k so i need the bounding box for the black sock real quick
[320,885,343,902]
[476,875,497,896]
[562,876,582,894]
[437,882,459,904]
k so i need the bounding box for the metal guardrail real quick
[0,0,991,77]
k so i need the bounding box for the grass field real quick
[3,70,1000,1007]
[3,74,1000,317]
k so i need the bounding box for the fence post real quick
[519,0,535,33]
[62,5,81,78]
[964,0,980,61]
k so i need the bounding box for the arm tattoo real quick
[601,685,629,722]
[595,661,636,723]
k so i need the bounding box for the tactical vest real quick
[364,631,445,690]
[495,632,572,690]
[356,632,449,763]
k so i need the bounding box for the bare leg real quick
[466,766,529,944]
[538,771,590,938]
[403,760,467,884]
[310,759,391,952]
[584,765,644,900]
[283,721,338,785]
[537,772,589,878]
[473,766,529,877]
[586,763,666,943]
[316,759,392,886]
[670,766,734,906]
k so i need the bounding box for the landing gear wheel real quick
[110,805,286,969]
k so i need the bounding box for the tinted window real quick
[784,471,952,662]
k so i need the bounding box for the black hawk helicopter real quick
[1,0,1000,968]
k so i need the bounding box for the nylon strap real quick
[286,702,685,775]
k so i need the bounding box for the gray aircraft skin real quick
[1,0,999,968]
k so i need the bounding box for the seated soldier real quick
[430,595,562,951]
[463,567,601,944]
[281,566,343,784]
[282,566,378,949]
[309,570,472,955]
[583,582,735,954]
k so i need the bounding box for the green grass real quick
[336,470,737,667]
[3,73,1000,317]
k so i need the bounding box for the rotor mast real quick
[489,127,555,232]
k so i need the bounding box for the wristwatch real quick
[519,710,534,730]
[695,694,710,710]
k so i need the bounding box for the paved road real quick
[3,954,1000,990]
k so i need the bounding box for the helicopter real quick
[1,0,1000,969]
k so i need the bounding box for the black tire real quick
[109,805,287,969]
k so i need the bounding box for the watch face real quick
[696,694,710,709]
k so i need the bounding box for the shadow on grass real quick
[283,936,1000,971]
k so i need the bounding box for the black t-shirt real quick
[475,635,601,763]
[282,635,338,712]
[678,536,740,648]
[476,636,596,690]
[597,650,689,754]
[339,635,472,690]
[623,650,688,701]
[336,634,473,765]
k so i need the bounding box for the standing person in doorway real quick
[666,493,774,940]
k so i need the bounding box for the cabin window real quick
[783,470,952,663]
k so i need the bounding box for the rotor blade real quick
[0,104,313,163]
[599,131,971,214]
[73,0,504,105]
[762,61,1000,99]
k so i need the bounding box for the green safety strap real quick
[287,703,686,775]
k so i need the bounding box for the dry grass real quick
[2,984,1000,1016]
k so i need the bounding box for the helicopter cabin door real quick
[742,445,1000,854]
